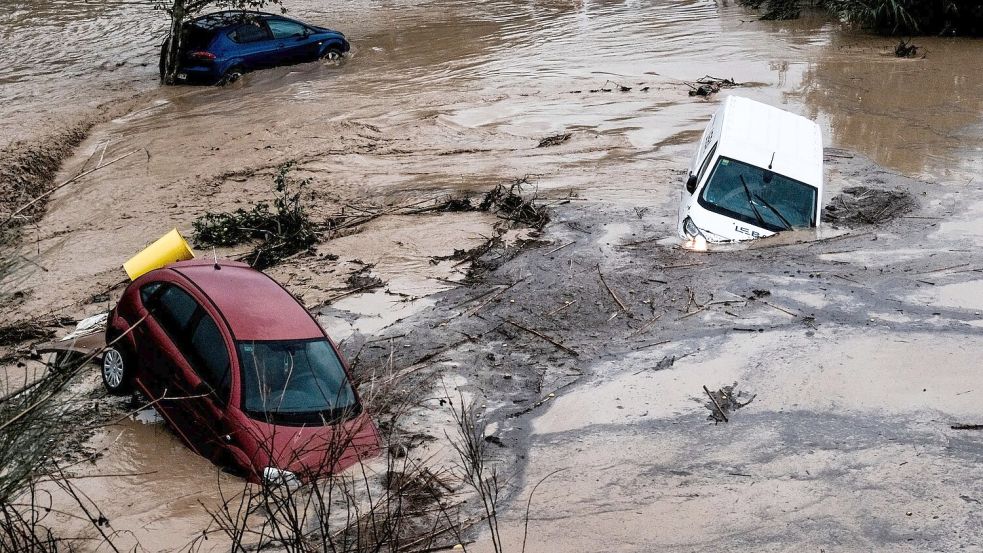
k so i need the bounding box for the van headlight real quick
[683,217,704,239]
[682,217,709,252]
[263,467,300,488]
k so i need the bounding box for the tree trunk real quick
[162,0,187,85]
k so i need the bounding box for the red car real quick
[102,258,379,483]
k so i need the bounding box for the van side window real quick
[189,314,231,401]
[696,143,718,184]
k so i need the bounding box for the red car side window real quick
[189,314,232,401]
[145,283,232,403]
[139,282,163,307]
[155,285,199,336]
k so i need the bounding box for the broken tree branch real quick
[597,265,630,315]
[703,385,728,423]
[505,319,578,357]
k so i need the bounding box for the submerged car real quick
[678,95,824,246]
[161,10,350,85]
[103,259,378,483]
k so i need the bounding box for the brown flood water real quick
[3,0,983,550]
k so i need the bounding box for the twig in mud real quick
[508,380,581,418]
[546,241,574,254]
[633,339,671,351]
[464,277,528,317]
[633,349,697,375]
[806,233,858,247]
[319,283,381,306]
[504,320,579,357]
[375,338,474,384]
[832,274,861,284]
[951,424,983,430]
[677,306,707,320]
[428,276,464,287]
[659,262,705,270]
[917,263,971,275]
[1,148,144,228]
[521,468,569,553]
[619,237,662,247]
[628,313,664,337]
[546,300,577,317]
[597,265,630,315]
[703,385,729,423]
[759,300,798,317]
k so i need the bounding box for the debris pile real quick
[822,185,916,225]
[703,382,755,423]
[687,76,741,97]
[895,39,920,58]
[346,264,384,290]
[192,162,317,269]
[0,320,55,349]
[479,178,551,230]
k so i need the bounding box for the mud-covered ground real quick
[2,0,983,551]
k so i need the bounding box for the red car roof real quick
[168,259,324,341]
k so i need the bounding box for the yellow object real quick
[123,228,195,280]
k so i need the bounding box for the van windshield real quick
[698,157,817,232]
[238,339,359,426]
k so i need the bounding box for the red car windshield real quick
[238,339,359,425]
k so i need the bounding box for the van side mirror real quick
[686,174,698,194]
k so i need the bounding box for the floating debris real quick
[822,186,916,225]
[687,76,741,97]
[538,133,571,148]
[895,39,920,58]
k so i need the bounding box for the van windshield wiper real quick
[752,193,793,230]
[738,175,767,229]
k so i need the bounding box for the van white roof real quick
[716,96,823,188]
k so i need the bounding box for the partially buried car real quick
[102,258,379,483]
[161,10,350,85]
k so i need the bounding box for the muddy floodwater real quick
[3,0,983,551]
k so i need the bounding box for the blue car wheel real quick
[219,65,245,86]
[320,45,344,61]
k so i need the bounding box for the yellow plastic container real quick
[123,228,195,280]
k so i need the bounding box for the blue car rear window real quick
[229,22,270,43]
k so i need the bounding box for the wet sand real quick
[2,0,983,550]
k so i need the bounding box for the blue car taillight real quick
[189,51,216,61]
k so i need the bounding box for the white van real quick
[677,96,823,246]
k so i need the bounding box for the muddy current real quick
[2,0,983,551]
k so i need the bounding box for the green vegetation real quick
[740,0,983,35]
[192,162,318,269]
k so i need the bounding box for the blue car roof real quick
[190,11,278,30]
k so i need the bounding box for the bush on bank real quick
[740,0,983,36]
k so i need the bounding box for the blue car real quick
[161,11,350,85]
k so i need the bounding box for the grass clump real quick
[192,162,318,269]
